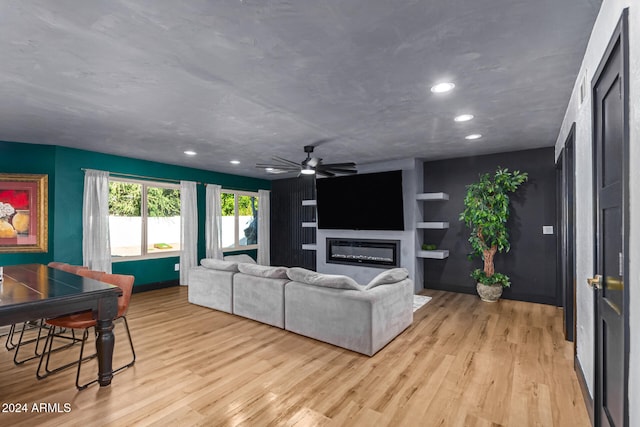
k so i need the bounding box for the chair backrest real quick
[100,274,135,317]
[48,261,67,270]
[77,269,106,281]
[58,264,89,274]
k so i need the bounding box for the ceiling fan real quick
[256,144,357,177]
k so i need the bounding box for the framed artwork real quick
[0,174,48,253]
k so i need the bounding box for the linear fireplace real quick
[326,238,400,269]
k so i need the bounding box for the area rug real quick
[413,295,432,312]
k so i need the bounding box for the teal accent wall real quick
[1,141,270,286]
[0,141,56,266]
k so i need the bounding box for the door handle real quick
[587,274,603,290]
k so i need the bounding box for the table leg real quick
[95,319,115,386]
[95,293,119,387]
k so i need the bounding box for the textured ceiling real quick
[0,1,601,178]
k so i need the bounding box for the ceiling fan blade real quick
[256,169,300,174]
[272,156,302,167]
[257,168,297,174]
[256,164,300,170]
[318,162,356,168]
[316,170,335,177]
[322,168,358,174]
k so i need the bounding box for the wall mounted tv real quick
[316,170,404,231]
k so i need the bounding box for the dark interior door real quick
[560,126,576,342]
[592,11,628,427]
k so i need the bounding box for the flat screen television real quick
[316,170,404,231]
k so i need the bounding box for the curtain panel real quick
[82,169,112,273]
[179,181,198,285]
[205,184,223,259]
[257,189,270,265]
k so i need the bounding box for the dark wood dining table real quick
[0,264,122,387]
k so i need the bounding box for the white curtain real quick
[82,169,112,273]
[180,181,198,285]
[205,184,223,259]
[257,189,270,265]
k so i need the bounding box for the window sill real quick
[111,251,181,262]
[222,245,258,253]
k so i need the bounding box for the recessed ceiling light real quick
[184,150,197,156]
[465,134,483,140]
[230,160,240,165]
[430,82,455,93]
[454,114,474,122]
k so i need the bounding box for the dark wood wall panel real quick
[270,176,316,270]
[423,147,558,305]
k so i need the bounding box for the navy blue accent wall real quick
[270,176,316,270]
[423,147,558,305]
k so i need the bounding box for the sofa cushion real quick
[237,263,288,279]
[287,267,363,290]
[200,258,239,272]
[365,268,410,290]
[224,254,257,264]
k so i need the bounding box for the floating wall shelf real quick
[416,192,449,201]
[302,200,317,251]
[416,250,449,259]
[416,191,450,261]
[416,222,449,229]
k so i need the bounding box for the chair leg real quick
[5,323,17,350]
[5,321,40,350]
[13,320,46,365]
[76,328,99,390]
[36,327,96,381]
[76,317,136,390]
[113,316,136,373]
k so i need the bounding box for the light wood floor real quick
[0,287,589,427]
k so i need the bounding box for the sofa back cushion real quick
[287,267,363,291]
[238,263,288,279]
[224,254,257,264]
[200,259,239,272]
[365,268,410,290]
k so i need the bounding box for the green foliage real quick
[459,167,527,284]
[109,182,141,216]
[221,193,259,216]
[109,182,180,217]
[221,193,235,216]
[471,269,511,288]
[147,187,180,217]
[459,167,528,258]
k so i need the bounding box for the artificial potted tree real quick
[459,167,528,302]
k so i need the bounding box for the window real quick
[221,190,259,251]
[108,179,181,259]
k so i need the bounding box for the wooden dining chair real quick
[36,274,137,390]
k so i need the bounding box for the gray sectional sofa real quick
[188,257,413,356]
